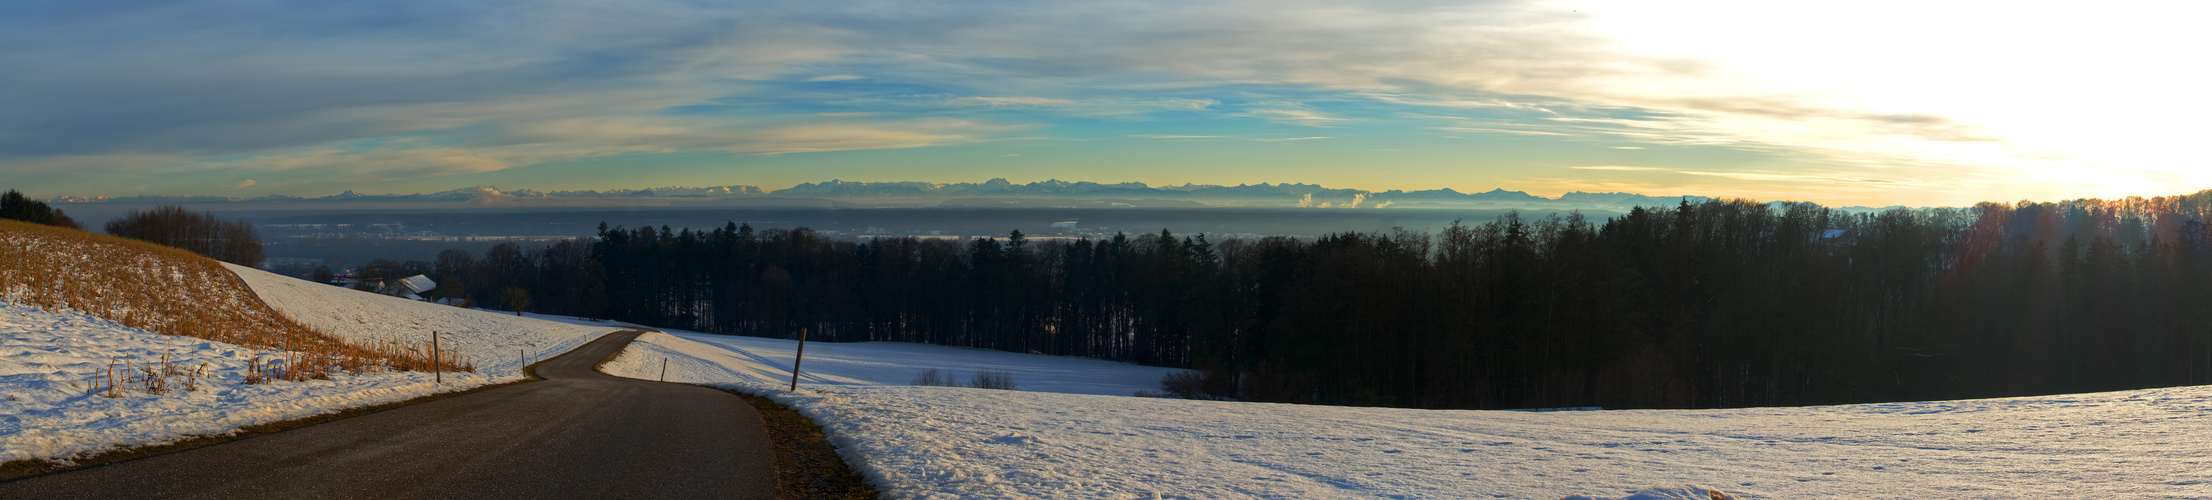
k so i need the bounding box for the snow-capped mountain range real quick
[46,179,1711,210]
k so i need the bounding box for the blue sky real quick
[4,0,2206,206]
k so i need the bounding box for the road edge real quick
[592,330,878,500]
[0,329,610,483]
[723,390,878,500]
[0,376,533,482]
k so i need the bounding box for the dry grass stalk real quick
[86,351,210,395]
[184,362,205,392]
[244,355,268,385]
[1,220,471,389]
[99,359,121,398]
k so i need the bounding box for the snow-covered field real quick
[12,258,2203,497]
[605,329,2212,499]
[603,330,1179,395]
[0,266,618,464]
[224,264,618,378]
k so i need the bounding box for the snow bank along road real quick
[0,329,777,499]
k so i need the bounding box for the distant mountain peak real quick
[49,178,1709,210]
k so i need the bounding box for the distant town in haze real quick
[46,178,1713,210]
[31,177,1739,267]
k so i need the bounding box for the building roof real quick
[395,275,437,295]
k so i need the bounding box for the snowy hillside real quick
[0,221,362,359]
[223,264,619,378]
[0,254,618,465]
[1,222,529,465]
[606,329,2212,499]
[0,302,493,463]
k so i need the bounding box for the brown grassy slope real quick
[0,220,457,372]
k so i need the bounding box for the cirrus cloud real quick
[2,0,2197,205]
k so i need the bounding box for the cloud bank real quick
[2,0,2199,205]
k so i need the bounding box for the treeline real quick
[426,192,2212,409]
[1,192,263,269]
[0,190,82,230]
[105,206,265,267]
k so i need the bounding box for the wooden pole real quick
[432,331,441,385]
[789,327,807,391]
[660,358,668,382]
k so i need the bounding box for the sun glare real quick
[1562,0,2212,201]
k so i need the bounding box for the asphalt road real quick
[0,329,778,499]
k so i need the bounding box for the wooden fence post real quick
[789,327,807,391]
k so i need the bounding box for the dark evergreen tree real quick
[433,191,2212,411]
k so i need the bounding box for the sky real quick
[2,0,2206,207]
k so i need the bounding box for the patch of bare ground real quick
[729,391,878,499]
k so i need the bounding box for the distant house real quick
[377,275,438,300]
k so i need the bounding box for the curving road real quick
[0,329,777,499]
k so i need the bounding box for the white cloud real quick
[1129,134,1229,139]
[883,0,2204,200]
[939,96,1215,115]
[1435,127,1568,136]
[11,0,2203,203]
[739,124,975,155]
[945,96,1085,107]
[233,180,257,189]
[187,117,998,186]
[230,146,518,182]
[1237,105,1346,127]
[1360,93,1557,111]
[1676,171,1899,185]
[1129,134,1330,142]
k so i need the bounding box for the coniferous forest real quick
[395,192,2212,410]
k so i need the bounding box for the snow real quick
[602,330,1178,395]
[604,329,2212,499]
[1565,485,1733,500]
[6,255,2201,497]
[223,263,618,378]
[0,302,497,463]
[0,265,619,464]
[393,275,436,296]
